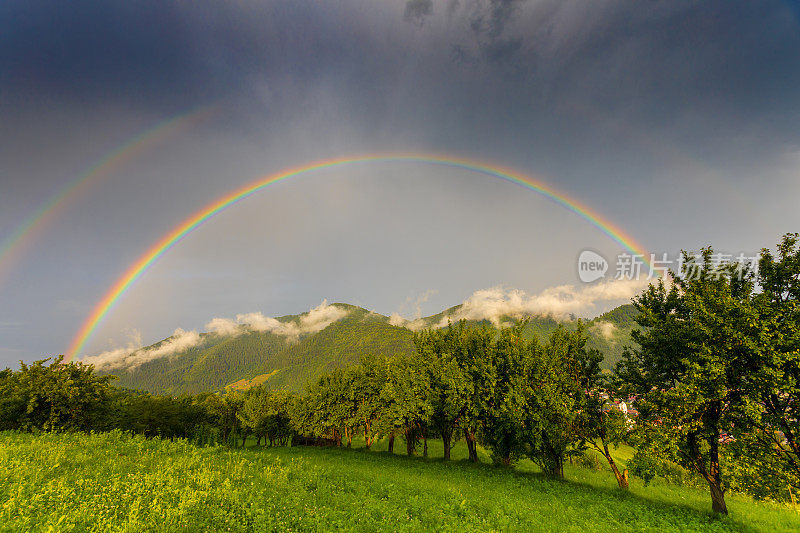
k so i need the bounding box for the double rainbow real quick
[66,155,651,362]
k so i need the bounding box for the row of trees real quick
[290,323,622,482]
[0,359,242,445]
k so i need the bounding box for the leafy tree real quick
[239,387,273,445]
[296,369,359,446]
[380,353,433,456]
[352,354,388,449]
[0,368,22,430]
[450,322,495,463]
[264,389,296,446]
[238,387,295,446]
[203,392,244,445]
[616,249,757,514]
[479,324,529,466]
[523,324,600,478]
[742,233,800,488]
[105,391,211,441]
[414,325,473,459]
[0,357,114,432]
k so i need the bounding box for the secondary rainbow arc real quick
[0,105,216,284]
[66,154,651,362]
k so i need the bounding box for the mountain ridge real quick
[95,302,638,394]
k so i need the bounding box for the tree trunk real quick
[689,430,728,515]
[442,432,451,460]
[547,452,564,479]
[543,441,564,478]
[709,480,728,514]
[423,437,428,458]
[405,427,415,456]
[364,421,373,450]
[464,428,478,462]
[707,440,728,514]
[388,434,395,453]
[601,441,629,489]
[346,428,352,448]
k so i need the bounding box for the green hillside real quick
[2,431,795,532]
[108,305,417,394]
[102,303,639,394]
[587,303,639,369]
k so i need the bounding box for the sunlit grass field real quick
[1,431,798,532]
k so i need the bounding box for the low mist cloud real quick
[206,300,348,342]
[81,301,349,371]
[437,280,645,327]
[590,320,617,340]
[82,328,201,371]
[391,279,646,330]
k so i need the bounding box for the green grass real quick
[1,431,798,532]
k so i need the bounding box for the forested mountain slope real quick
[101,303,639,394]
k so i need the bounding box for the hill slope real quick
[3,431,795,532]
[100,303,639,394]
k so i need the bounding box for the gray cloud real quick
[405,0,434,26]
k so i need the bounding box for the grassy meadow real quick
[2,431,799,532]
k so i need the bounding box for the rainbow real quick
[0,105,217,284]
[66,154,652,362]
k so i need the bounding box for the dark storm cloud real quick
[405,0,434,26]
[0,1,204,108]
[0,1,385,111]
[467,0,527,63]
[3,0,799,141]
[2,0,799,191]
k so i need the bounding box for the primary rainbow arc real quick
[66,154,651,362]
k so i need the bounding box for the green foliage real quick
[296,368,362,446]
[721,435,800,502]
[478,324,530,466]
[576,449,605,471]
[0,357,113,432]
[104,389,215,442]
[352,354,388,448]
[238,387,295,446]
[380,353,434,455]
[413,323,485,459]
[740,233,800,489]
[523,324,602,478]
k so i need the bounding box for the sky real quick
[1,0,799,366]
